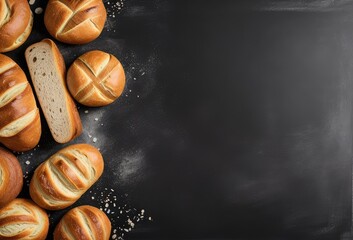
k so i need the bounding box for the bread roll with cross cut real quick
[0,0,33,52]
[0,54,41,151]
[0,199,49,240]
[29,144,104,210]
[67,50,126,107]
[44,0,107,44]
[54,205,111,240]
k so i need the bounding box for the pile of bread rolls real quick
[0,0,126,239]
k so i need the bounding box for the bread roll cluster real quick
[0,0,127,239]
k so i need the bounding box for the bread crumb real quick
[93,137,97,143]
[85,110,89,114]
[94,118,99,121]
[35,7,43,14]
[25,160,30,165]
[29,0,36,5]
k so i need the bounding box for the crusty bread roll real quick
[54,205,111,240]
[0,54,41,151]
[29,144,104,210]
[0,0,33,52]
[44,0,107,44]
[0,147,23,208]
[25,39,82,144]
[0,198,49,240]
[67,50,126,107]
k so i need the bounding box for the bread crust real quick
[25,39,82,143]
[0,0,33,52]
[67,50,126,107]
[29,144,104,210]
[0,54,41,151]
[44,0,107,44]
[0,198,49,240]
[0,147,23,208]
[54,205,111,240]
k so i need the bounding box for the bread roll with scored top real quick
[67,50,126,107]
[25,39,82,144]
[0,0,33,52]
[0,198,49,240]
[0,147,23,208]
[0,54,41,151]
[44,0,107,44]
[29,144,104,210]
[54,205,111,240]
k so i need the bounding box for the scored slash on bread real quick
[25,39,82,144]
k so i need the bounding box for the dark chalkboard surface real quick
[3,0,353,239]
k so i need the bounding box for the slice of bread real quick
[25,39,82,143]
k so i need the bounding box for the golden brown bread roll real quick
[44,0,107,44]
[67,50,126,107]
[0,198,49,240]
[0,0,33,52]
[29,144,104,210]
[0,54,41,151]
[54,205,111,240]
[0,147,23,208]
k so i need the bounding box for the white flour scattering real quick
[88,187,152,239]
[17,144,40,187]
[104,0,125,32]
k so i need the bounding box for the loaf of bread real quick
[0,54,41,151]
[29,144,104,210]
[44,0,107,44]
[0,198,49,240]
[0,0,33,52]
[67,50,126,107]
[0,147,23,208]
[54,205,111,240]
[25,39,82,144]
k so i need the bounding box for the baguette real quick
[0,199,49,240]
[25,39,82,143]
[0,147,23,208]
[29,144,104,210]
[54,205,111,240]
[0,53,41,151]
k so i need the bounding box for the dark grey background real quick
[4,0,353,239]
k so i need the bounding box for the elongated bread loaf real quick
[29,144,104,210]
[0,147,23,208]
[25,39,82,144]
[0,0,33,52]
[0,198,49,240]
[44,0,107,44]
[67,50,126,107]
[54,205,111,240]
[0,54,41,151]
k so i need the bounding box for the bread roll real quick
[54,205,111,240]
[25,39,82,144]
[0,147,23,208]
[44,0,107,44]
[0,0,33,52]
[0,54,41,151]
[0,198,49,240]
[29,144,104,210]
[67,50,126,107]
